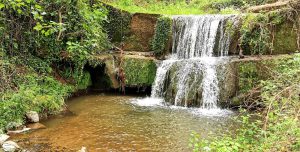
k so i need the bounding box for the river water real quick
[11,94,238,151]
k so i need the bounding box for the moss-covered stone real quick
[273,22,299,54]
[123,55,157,86]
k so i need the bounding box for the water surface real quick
[12,94,237,151]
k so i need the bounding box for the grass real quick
[102,0,241,15]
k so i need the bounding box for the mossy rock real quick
[273,21,299,54]
[123,55,157,87]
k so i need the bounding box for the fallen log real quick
[246,1,290,13]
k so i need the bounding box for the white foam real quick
[190,108,233,117]
[131,97,233,117]
[131,97,164,107]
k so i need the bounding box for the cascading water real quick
[150,15,236,112]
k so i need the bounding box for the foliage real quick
[0,0,110,131]
[77,71,92,90]
[151,16,172,56]
[190,54,300,151]
[103,4,132,44]
[238,62,259,93]
[0,59,74,130]
[239,8,299,55]
[0,0,110,70]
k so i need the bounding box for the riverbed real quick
[11,94,238,151]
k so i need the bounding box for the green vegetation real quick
[0,0,109,131]
[239,8,299,55]
[151,16,172,56]
[190,54,300,151]
[103,0,277,15]
[1,0,300,151]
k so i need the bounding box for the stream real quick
[11,94,238,151]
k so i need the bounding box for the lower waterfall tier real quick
[152,57,237,108]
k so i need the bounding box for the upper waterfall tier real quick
[172,15,236,59]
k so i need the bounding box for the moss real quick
[151,16,172,56]
[273,22,299,54]
[123,56,157,86]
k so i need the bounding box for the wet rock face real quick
[163,59,238,107]
[25,111,39,123]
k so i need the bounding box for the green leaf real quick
[0,3,5,9]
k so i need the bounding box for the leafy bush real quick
[0,71,74,130]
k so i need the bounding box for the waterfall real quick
[151,15,236,110]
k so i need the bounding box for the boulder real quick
[25,111,39,123]
[2,141,20,152]
[0,134,9,145]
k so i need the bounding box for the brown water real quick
[12,94,238,152]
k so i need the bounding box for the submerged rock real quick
[2,141,20,152]
[26,123,46,130]
[25,111,39,123]
[0,134,9,145]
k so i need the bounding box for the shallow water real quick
[12,94,238,151]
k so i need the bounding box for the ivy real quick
[151,16,172,56]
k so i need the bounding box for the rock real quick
[26,123,46,130]
[25,111,39,123]
[2,141,20,152]
[78,147,87,152]
[7,127,31,135]
[0,134,9,145]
